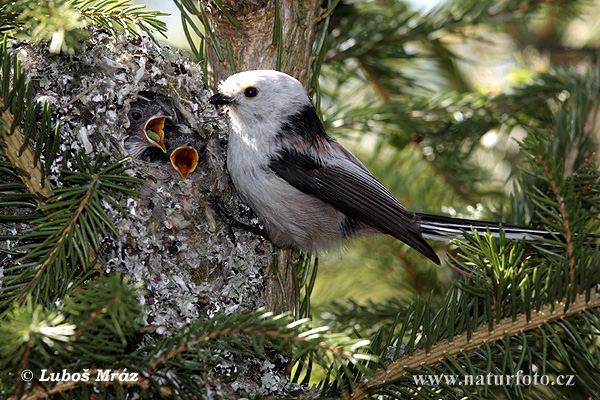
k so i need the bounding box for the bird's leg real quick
[206,192,269,240]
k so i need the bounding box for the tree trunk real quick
[204,0,323,312]
[203,0,322,89]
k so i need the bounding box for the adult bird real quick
[208,70,585,264]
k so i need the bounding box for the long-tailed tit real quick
[209,70,576,264]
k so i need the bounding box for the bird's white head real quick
[209,70,311,127]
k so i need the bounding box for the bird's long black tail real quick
[417,213,597,243]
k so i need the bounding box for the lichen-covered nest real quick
[7,30,299,394]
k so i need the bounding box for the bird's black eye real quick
[131,111,142,120]
[244,85,258,98]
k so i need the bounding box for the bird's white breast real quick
[225,116,347,252]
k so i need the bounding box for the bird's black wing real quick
[269,148,440,264]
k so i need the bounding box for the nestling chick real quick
[125,93,170,158]
[125,92,205,180]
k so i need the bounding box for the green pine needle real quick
[0,0,168,54]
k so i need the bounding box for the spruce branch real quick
[0,0,168,54]
[17,178,94,304]
[0,297,76,371]
[0,43,142,315]
[6,308,373,399]
[328,123,600,396]
[60,274,143,352]
[64,291,117,346]
[70,0,169,40]
[0,41,55,202]
[10,367,176,400]
[143,309,374,376]
[0,105,53,204]
[3,275,144,398]
[327,0,581,64]
[1,0,89,54]
[174,0,223,64]
[536,153,576,285]
[0,152,141,310]
[342,293,600,400]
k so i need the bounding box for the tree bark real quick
[203,0,323,89]
[204,0,323,312]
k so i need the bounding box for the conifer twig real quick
[66,296,117,345]
[10,311,362,400]
[342,293,600,399]
[79,10,149,23]
[149,325,352,371]
[62,82,100,108]
[18,176,99,304]
[10,368,177,400]
[536,153,575,287]
[17,345,32,385]
[1,105,53,204]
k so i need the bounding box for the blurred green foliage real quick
[313,0,600,307]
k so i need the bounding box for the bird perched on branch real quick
[209,70,589,264]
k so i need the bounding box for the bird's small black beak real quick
[208,93,233,105]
